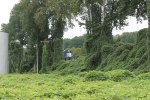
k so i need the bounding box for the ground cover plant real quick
[0,70,150,100]
[0,0,150,100]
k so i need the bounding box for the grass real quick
[0,71,150,100]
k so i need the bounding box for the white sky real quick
[0,0,19,28]
[0,0,148,39]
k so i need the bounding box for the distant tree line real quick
[63,35,85,49]
[114,32,138,44]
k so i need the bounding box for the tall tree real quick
[46,0,79,68]
[2,3,26,73]
[19,0,49,72]
[147,0,150,66]
[79,0,130,69]
[4,0,79,72]
[78,0,147,70]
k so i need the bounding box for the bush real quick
[110,95,123,100]
[138,73,150,80]
[118,50,129,61]
[63,76,76,84]
[101,45,114,57]
[78,72,88,77]
[112,46,124,57]
[108,70,135,82]
[51,57,85,75]
[50,60,66,71]
[136,28,147,44]
[135,46,146,58]
[84,71,109,81]
[85,52,101,70]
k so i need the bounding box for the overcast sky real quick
[0,0,148,39]
[0,0,19,28]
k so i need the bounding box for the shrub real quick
[101,45,114,57]
[109,70,135,82]
[135,46,146,58]
[50,60,66,71]
[110,95,123,100]
[136,28,147,44]
[78,72,88,77]
[41,43,49,72]
[138,73,150,80]
[85,52,101,70]
[118,50,129,61]
[51,57,85,75]
[85,71,109,81]
[112,46,124,57]
[63,76,76,84]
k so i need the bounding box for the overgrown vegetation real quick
[51,57,85,75]
[63,35,85,49]
[98,28,149,72]
[0,0,150,99]
[1,0,149,73]
[51,28,149,74]
[0,71,150,99]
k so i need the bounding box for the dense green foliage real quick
[1,0,149,73]
[54,29,149,73]
[0,71,150,99]
[83,0,147,69]
[51,57,85,75]
[41,43,49,72]
[98,28,149,72]
[108,70,135,82]
[147,0,150,65]
[63,35,86,57]
[114,32,137,44]
[84,71,109,81]
[1,0,79,73]
[0,0,150,99]
[63,35,85,49]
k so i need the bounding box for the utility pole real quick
[36,44,39,74]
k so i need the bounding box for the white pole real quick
[0,32,9,74]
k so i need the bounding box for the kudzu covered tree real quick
[77,0,147,70]
[78,0,130,70]
[2,0,79,72]
[44,0,79,70]
[146,0,150,66]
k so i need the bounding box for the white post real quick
[0,32,9,74]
